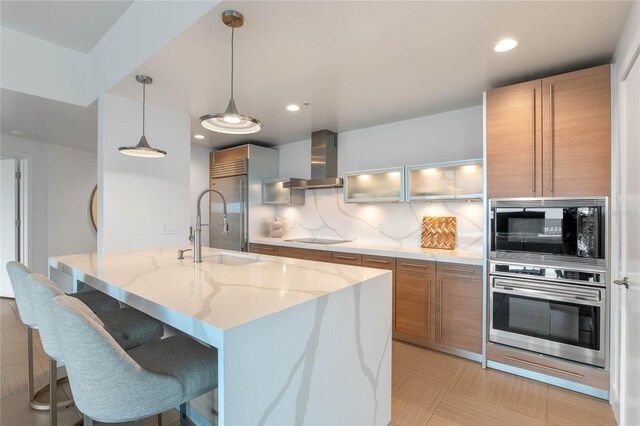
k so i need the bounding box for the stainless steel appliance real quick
[490,197,607,269]
[489,262,606,367]
[209,159,248,251]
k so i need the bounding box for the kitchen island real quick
[49,247,392,426]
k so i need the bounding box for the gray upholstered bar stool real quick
[53,295,218,426]
[6,261,120,410]
[26,273,165,426]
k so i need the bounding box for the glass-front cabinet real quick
[344,167,405,203]
[262,179,305,206]
[406,159,483,201]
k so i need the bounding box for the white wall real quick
[1,159,17,297]
[98,93,190,252]
[274,106,484,251]
[0,134,97,275]
[0,27,88,105]
[1,2,220,107]
[610,1,640,423]
[190,143,214,246]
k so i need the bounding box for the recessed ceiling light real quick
[494,38,518,52]
[194,134,205,140]
[10,130,23,135]
[286,104,301,112]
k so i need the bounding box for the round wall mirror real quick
[89,185,97,231]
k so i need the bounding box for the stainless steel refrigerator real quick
[209,173,248,252]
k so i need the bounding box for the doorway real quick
[0,156,25,298]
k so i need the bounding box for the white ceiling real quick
[107,0,632,149]
[1,89,98,152]
[0,0,133,53]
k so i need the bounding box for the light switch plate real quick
[161,223,177,234]
[133,223,143,236]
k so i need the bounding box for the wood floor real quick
[1,297,617,425]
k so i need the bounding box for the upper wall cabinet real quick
[344,167,404,203]
[406,159,483,201]
[486,64,611,198]
[262,179,305,206]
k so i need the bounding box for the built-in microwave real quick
[489,198,607,269]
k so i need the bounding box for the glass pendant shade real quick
[200,98,262,135]
[118,135,167,157]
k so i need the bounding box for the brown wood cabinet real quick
[394,259,436,344]
[542,66,611,196]
[278,246,333,263]
[487,64,610,198]
[332,252,362,266]
[435,263,482,353]
[487,79,543,198]
[249,243,280,256]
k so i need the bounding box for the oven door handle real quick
[492,279,602,304]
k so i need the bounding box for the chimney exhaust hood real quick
[284,130,343,189]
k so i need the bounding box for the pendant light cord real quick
[230,20,235,100]
[142,80,146,136]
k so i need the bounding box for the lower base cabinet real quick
[394,259,436,344]
[249,243,482,355]
[435,263,483,353]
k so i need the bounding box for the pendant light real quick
[118,75,167,158]
[200,10,262,135]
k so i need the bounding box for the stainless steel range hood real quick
[284,130,343,189]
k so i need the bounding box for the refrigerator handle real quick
[241,180,248,251]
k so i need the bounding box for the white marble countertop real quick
[250,237,484,266]
[49,247,389,332]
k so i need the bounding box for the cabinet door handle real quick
[440,267,475,275]
[399,262,428,269]
[549,83,554,193]
[504,356,583,378]
[335,255,356,260]
[364,258,390,265]
[438,280,442,341]
[261,247,276,251]
[532,86,536,194]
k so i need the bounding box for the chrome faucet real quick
[194,188,229,263]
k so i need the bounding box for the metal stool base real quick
[29,376,74,410]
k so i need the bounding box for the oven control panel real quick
[489,262,606,286]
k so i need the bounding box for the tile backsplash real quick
[272,188,484,252]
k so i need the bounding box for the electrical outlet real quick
[133,223,142,236]
[291,220,296,229]
[161,223,177,234]
[377,223,384,232]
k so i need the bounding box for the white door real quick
[0,158,19,297]
[617,54,640,425]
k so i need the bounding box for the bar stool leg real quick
[157,412,163,425]
[179,403,188,426]
[83,415,94,426]
[27,327,35,402]
[28,327,74,411]
[49,358,58,426]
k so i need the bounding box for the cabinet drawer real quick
[278,246,333,263]
[332,252,362,266]
[396,258,436,274]
[436,262,482,279]
[361,255,395,270]
[487,343,609,390]
[249,244,279,256]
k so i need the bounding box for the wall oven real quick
[489,262,606,367]
[490,198,607,270]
